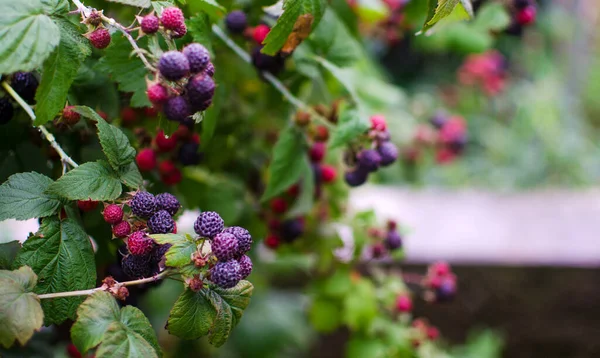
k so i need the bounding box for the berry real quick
[237,255,253,279]
[130,191,156,219]
[183,43,210,74]
[225,11,248,34]
[144,106,159,117]
[204,62,215,77]
[210,260,241,288]
[251,46,285,74]
[122,254,152,279]
[396,295,412,312]
[136,148,157,171]
[314,125,329,142]
[357,149,382,172]
[62,106,81,125]
[120,107,137,124]
[270,198,287,214]
[66,343,81,358]
[186,74,215,111]
[160,7,185,31]
[435,278,456,302]
[344,167,369,187]
[370,114,387,131]
[430,112,447,129]
[164,96,191,122]
[171,23,187,38]
[77,199,99,212]
[252,24,270,44]
[141,14,160,34]
[158,159,178,175]
[371,243,386,258]
[158,51,190,81]
[127,231,155,256]
[103,204,124,224]
[222,226,252,255]
[427,326,440,340]
[212,232,239,261]
[431,261,451,277]
[112,221,131,238]
[10,72,38,103]
[264,234,280,249]
[155,192,180,216]
[150,243,172,266]
[88,28,111,49]
[280,218,304,242]
[161,167,182,186]
[516,6,536,26]
[147,210,175,234]
[385,230,402,250]
[377,142,399,166]
[309,142,326,162]
[147,83,170,105]
[155,130,178,152]
[178,142,202,166]
[194,211,224,239]
[0,97,13,125]
[321,165,337,183]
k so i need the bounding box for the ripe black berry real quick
[251,46,285,75]
[210,260,241,288]
[280,218,304,242]
[194,211,224,239]
[237,255,252,279]
[186,73,215,111]
[158,51,190,81]
[222,226,252,256]
[385,230,402,250]
[11,72,38,103]
[150,243,172,268]
[164,96,191,122]
[357,149,382,172]
[178,142,202,166]
[212,232,239,261]
[225,11,248,34]
[0,98,14,125]
[435,278,456,302]
[377,142,399,166]
[155,192,180,216]
[130,191,156,219]
[183,43,210,74]
[344,167,369,187]
[122,254,152,279]
[147,210,175,234]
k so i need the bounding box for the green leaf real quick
[106,0,152,8]
[261,126,308,201]
[188,0,225,21]
[118,162,143,189]
[0,0,60,74]
[34,19,90,125]
[201,81,222,146]
[0,172,62,221]
[208,281,253,347]
[314,57,359,102]
[472,2,510,31]
[188,14,213,60]
[151,234,196,267]
[47,160,122,201]
[0,266,44,348]
[343,278,377,331]
[96,322,158,358]
[151,1,175,14]
[306,9,361,67]
[285,158,314,218]
[71,291,121,354]
[13,218,96,325]
[0,241,21,269]
[420,0,473,34]
[118,306,161,356]
[328,106,368,149]
[73,106,136,170]
[309,298,341,333]
[41,0,69,15]
[262,0,327,56]
[96,35,151,108]
[346,338,388,358]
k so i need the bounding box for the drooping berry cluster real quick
[192,211,254,288]
[365,219,404,259]
[0,72,39,125]
[457,50,508,96]
[135,125,202,185]
[137,7,187,39]
[344,115,399,187]
[423,261,457,303]
[506,0,537,36]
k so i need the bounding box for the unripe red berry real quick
[103,204,123,224]
[63,106,80,125]
[286,184,300,197]
[370,114,387,131]
[155,130,178,152]
[77,199,99,212]
[161,167,182,186]
[143,106,158,117]
[426,326,440,340]
[97,110,108,121]
[147,83,170,105]
[120,107,137,124]
[87,27,111,49]
[309,142,326,162]
[136,148,157,171]
[141,14,160,34]
[158,159,177,175]
[264,234,280,249]
[66,343,82,358]
[516,6,536,25]
[127,231,155,256]
[313,125,329,142]
[252,24,270,44]
[160,7,185,31]
[321,165,337,183]
[431,261,451,277]
[112,220,131,238]
[396,295,413,312]
[270,197,287,214]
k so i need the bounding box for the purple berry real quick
[225,11,247,34]
[344,167,369,187]
[435,278,456,302]
[186,73,215,111]
[155,193,180,216]
[130,191,156,219]
[11,72,38,103]
[194,211,224,239]
[212,232,239,261]
[0,98,14,125]
[237,255,252,279]
[251,46,285,75]
[141,14,160,34]
[222,226,252,255]
[357,149,381,172]
[280,218,304,242]
[150,243,172,274]
[377,142,399,166]
[384,230,402,250]
[164,96,191,122]
[430,112,447,129]
[183,43,210,73]
[204,62,215,77]
[158,51,190,81]
[178,142,202,166]
[122,254,152,279]
[210,260,241,288]
[147,210,175,234]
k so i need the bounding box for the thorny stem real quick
[2,82,79,168]
[36,271,172,300]
[211,25,334,129]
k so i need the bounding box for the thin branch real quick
[211,25,334,128]
[101,14,156,72]
[2,82,79,168]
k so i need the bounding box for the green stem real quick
[1,82,79,168]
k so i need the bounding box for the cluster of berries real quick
[138,7,187,39]
[0,72,39,125]
[410,318,440,347]
[263,196,306,250]
[135,125,201,185]
[224,11,285,75]
[506,0,537,36]
[84,10,112,50]
[344,115,399,187]
[457,50,507,96]
[193,211,254,288]
[309,142,338,192]
[422,261,457,303]
[367,220,403,259]
[148,42,215,123]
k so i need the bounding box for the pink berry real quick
[120,107,137,124]
[63,106,80,125]
[264,234,280,249]
[127,231,155,256]
[158,159,177,175]
[155,130,178,152]
[112,221,131,238]
[161,167,182,186]
[161,7,185,31]
[309,142,326,162]
[427,326,440,340]
[321,165,337,183]
[147,83,170,105]
[103,204,123,224]
[171,23,187,38]
[270,197,287,214]
[141,14,160,34]
[87,28,111,49]
[252,24,270,44]
[516,6,536,26]
[431,261,451,277]
[396,295,413,312]
[370,114,387,131]
[136,148,156,171]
